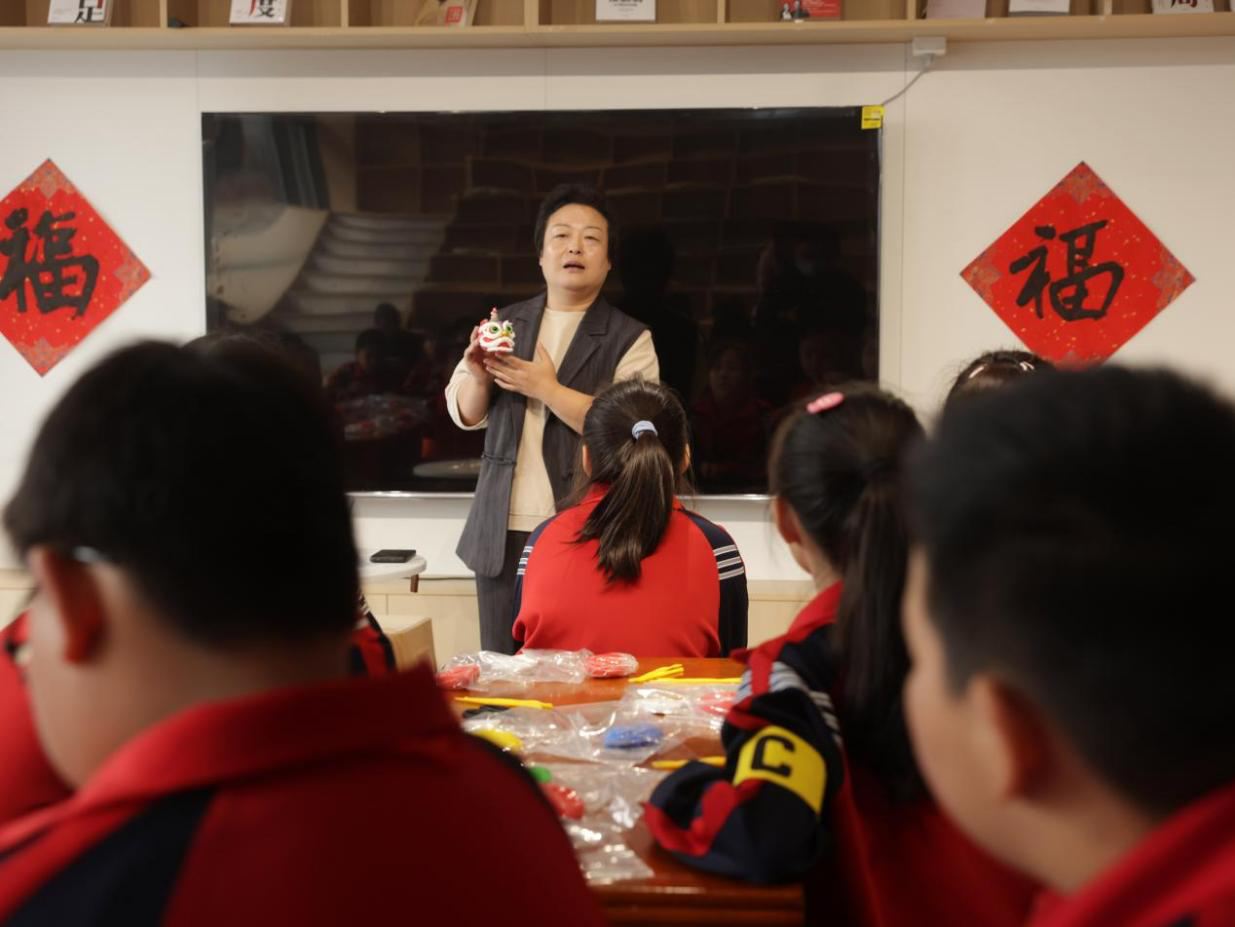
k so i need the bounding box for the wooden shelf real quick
[0,0,1232,46]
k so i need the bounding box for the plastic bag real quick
[436,648,590,691]
[539,763,662,885]
[563,820,655,885]
[550,700,687,766]
[461,706,579,758]
[435,659,480,690]
[538,763,661,830]
[583,651,639,678]
[618,681,740,737]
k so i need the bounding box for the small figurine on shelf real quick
[788,0,842,19]
[780,1,794,18]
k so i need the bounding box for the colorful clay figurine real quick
[477,308,515,355]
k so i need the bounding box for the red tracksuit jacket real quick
[1028,779,1235,927]
[512,485,749,657]
[1,601,395,827]
[0,664,603,926]
[646,583,1037,926]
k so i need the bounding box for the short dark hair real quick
[533,184,614,260]
[944,349,1053,408]
[908,366,1235,814]
[373,302,401,329]
[769,384,924,799]
[572,378,690,584]
[355,328,386,355]
[4,340,359,647]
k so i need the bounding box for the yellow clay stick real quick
[651,756,726,770]
[656,677,742,685]
[454,696,554,710]
[629,664,685,683]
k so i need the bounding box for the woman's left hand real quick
[485,345,559,403]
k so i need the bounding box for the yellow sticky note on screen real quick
[861,105,884,130]
[734,725,827,814]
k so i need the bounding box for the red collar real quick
[787,582,843,639]
[581,484,608,506]
[1030,779,1235,927]
[0,665,456,848]
[732,582,842,666]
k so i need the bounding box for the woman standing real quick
[446,185,659,654]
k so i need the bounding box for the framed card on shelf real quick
[925,0,986,17]
[1008,0,1070,15]
[1151,0,1214,13]
[48,0,114,25]
[596,0,657,21]
[415,0,477,26]
[229,0,294,26]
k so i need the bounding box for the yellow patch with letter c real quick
[733,725,827,814]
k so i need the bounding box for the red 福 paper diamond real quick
[961,162,1194,365]
[0,159,150,375]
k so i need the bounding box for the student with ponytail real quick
[647,385,1036,926]
[512,378,747,657]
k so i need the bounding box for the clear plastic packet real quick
[538,763,661,830]
[618,681,740,737]
[437,648,591,691]
[488,649,590,684]
[583,651,639,679]
[545,700,687,766]
[460,706,580,757]
[563,819,655,886]
[536,763,662,885]
[435,655,480,690]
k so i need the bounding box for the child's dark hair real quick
[533,183,615,260]
[4,340,359,649]
[572,378,690,584]
[909,366,1235,815]
[769,383,925,799]
[944,349,1053,408]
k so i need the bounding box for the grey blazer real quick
[455,292,648,578]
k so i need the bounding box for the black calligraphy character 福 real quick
[1009,220,1124,323]
[1009,225,1057,320]
[253,0,277,17]
[0,207,100,318]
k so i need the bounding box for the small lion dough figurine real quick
[477,308,515,355]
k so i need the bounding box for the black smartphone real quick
[369,549,417,563]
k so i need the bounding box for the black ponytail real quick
[768,383,925,799]
[571,379,691,584]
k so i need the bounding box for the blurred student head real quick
[943,349,1053,410]
[904,366,1235,888]
[4,340,358,786]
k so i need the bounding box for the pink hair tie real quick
[806,392,844,415]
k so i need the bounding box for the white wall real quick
[899,38,1235,413]
[2,39,1232,577]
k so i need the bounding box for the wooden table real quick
[451,658,804,927]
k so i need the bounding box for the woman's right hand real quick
[463,325,493,384]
